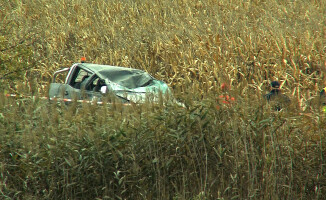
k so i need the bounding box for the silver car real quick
[49,63,172,104]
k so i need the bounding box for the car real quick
[49,61,172,104]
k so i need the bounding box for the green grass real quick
[1,0,326,199]
[1,91,325,199]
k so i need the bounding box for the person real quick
[264,81,291,111]
[93,78,106,92]
[320,87,326,99]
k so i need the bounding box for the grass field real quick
[1,0,326,199]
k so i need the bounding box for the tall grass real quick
[2,0,325,95]
[0,91,325,199]
[1,0,326,199]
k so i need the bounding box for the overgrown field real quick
[1,0,326,199]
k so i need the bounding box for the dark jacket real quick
[265,89,291,111]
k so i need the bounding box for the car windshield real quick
[81,63,154,89]
[98,68,153,89]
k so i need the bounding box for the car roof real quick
[77,63,154,89]
[78,63,143,73]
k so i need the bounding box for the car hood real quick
[105,79,171,103]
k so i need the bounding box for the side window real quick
[86,76,106,92]
[70,68,93,89]
[84,76,99,91]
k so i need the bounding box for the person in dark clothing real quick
[265,81,291,111]
[320,87,326,99]
[93,79,106,92]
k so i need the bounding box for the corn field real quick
[0,0,326,199]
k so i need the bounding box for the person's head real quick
[271,81,280,91]
[271,81,280,88]
[97,79,105,87]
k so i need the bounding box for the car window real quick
[83,76,99,91]
[75,70,88,82]
[85,76,106,92]
[71,68,93,89]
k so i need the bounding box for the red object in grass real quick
[81,57,86,63]
[221,83,229,91]
[219,95,235,104]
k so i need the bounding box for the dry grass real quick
[1,0,326,199]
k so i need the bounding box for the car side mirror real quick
[100,86,108,94]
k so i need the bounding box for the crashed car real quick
[49,62,172,104]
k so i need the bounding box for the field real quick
[1,0,326,199]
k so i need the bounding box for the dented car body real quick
[49,63,171,103]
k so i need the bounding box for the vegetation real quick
[0,0,325,199]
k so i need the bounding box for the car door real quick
[48,83,66,99]
[63,66,94,100]
[81,75,106,100]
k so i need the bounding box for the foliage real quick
[0,94,325,199]
[0,2,38,92]
[1,0,325,97]
[0,0,326,199]
[0,35,32,81]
